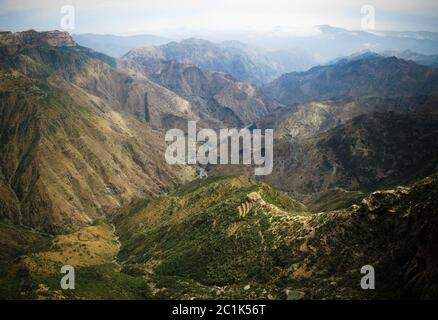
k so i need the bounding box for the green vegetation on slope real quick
[1,174,438,299]
[115,176,308,287]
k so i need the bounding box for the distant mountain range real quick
[123,38,317,84]
[263,53,438,105]
[74,25,438,64]
[73,33,171,57]
[239,25,438,60]
[381,50,438,68]
[73,25,438,85]
[329,50,438,69]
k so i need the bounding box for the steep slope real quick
[212,111,438,209]
[121,57,279,126]
[267,112,438,196]
[252,95,438,208]
[110,173,438,299]
[2,47,202,131]
[259,96,438,141]
[3,174,437,299]
[263,55,438,105]
[0,31,194,233]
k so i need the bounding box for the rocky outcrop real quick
[0,30,76,55]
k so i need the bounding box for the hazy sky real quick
[1,0,438,36]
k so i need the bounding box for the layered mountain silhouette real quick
[124,38,316,85]
[263,53,438,105]
[73,33,170,57]
[382,50,438,68]
[1,30,438,300]
[74,25,438,66]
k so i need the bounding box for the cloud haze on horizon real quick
[0,0,438,37]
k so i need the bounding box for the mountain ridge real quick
[124,38,317,85]
[120,56,280,126]
[2,174,437,299]
[0,32,196,233]
[263,55,438,105]
[0,30,76,55]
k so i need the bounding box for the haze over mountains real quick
[125,38,319,85]
[74,24,438,70]
[1,29,438,300]
[72,33,170,58]
[263,53,438,105]
[381,50,438,68]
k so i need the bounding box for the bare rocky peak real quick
[0,30,76,55]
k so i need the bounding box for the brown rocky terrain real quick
[121,55,279,127]
[0,31,195,233]
[259,96,438,141]
[0,30,76,55]
[213,111,438,211]
[269,112,438,195]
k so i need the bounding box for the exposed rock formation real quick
[0,30,76,55]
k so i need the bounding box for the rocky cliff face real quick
[0,30,76,55]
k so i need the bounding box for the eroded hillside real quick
[0,31,195,233]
